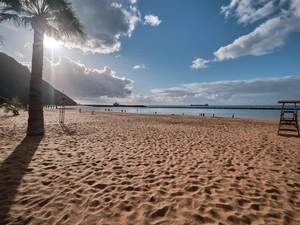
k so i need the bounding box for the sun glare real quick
[44,36,60,49]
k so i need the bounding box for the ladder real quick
[278,100,300,136]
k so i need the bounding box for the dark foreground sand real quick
[0,109,300,225]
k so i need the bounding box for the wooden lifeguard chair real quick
[278,100,300,136]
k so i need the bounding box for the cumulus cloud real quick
[149,76,300,105]
[42,56,133,101]
[20,61,31,69]
[143,15,162,26]
[62,0,141,54]
[71,75,300,105]
[133,64,147,69]
[221,0,276,24]
[214,0,300,61]
[194,0,300,65]
[24,42,31,50]
[191,58,210,69]
[15,52,26,59]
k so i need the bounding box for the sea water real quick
[65,105,300,120]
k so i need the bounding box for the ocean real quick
[65,104,300,120]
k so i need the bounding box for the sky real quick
[0,0,300,105]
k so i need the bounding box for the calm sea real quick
[65,104,300,120]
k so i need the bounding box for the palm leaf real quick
[1,96,23,115]
[45,24,59,39]
[49,2,85,38]
[1,0,85,38]
[0,0,21,7]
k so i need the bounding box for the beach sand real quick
[0,109,300,225]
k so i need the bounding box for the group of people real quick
[45,105,58,109]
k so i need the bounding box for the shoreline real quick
[66,105,282,120]
[77,104,300,110]
[1,110,300,224]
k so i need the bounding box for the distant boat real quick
[190,103,208,106]
[113,102,120,106]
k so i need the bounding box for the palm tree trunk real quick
[26,28,45,136]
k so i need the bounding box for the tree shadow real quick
[0,135,43,224]
[60,123,76,135]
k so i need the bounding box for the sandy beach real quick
[0,109,300,225]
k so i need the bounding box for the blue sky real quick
[1,0,300,105]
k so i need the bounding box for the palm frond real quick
[0,13,31,28]
[45,0,70,10]
[22,1,39,15]
[0,0,21,7]
[51,4,85,38]
[0,2,27,15]
[45,24,59,39]
[2,103,11,113]
[0,12,20,24]
[1,0,85,40]
[19,15,31,26]
[1,96,22,115]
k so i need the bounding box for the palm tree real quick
[2,96,23,115]
[0,0,84,136]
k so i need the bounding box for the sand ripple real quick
[1,110,300,224]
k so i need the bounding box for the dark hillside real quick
[0,52,76,106]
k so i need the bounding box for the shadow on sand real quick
[0,135,43,224]
[278,133,300,138]
[60,123,76,135]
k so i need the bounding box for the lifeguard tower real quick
[278,100,300,136]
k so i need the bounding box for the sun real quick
[44,36,60,49]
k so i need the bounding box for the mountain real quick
[0,52,76,106]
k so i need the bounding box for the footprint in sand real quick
[185,185,199,192]
[123,186,134,191]
[42,181,52,186]
[236,198,251,207]
[90,200,101,207]
[193,214,215,223]
[150,206,169,218]
[85,180,96,186]
[265,187,280,194]
[94,183,107,190]
[250,203,260,211]
[45,166,57,170]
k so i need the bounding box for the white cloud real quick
[42,56,133,100]
[214,0,300,61]
[143,15,162,26]
[221,0,276,24]
[77,75,300,105]
[191,58,210,69]
[149,76,300,105]
[20,61,31,69]
[279,0,288,7]
[15,52,25,59]
[133,64,147,69]
[24,42,31,50]
[62,0,141,54]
